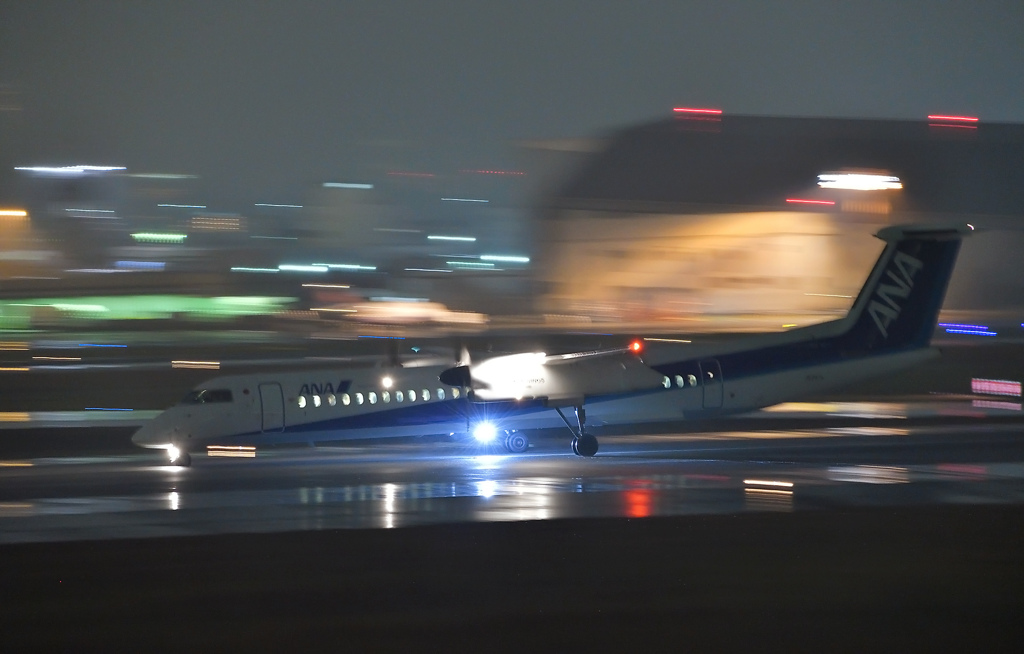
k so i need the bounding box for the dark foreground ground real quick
[2,505,1022,652]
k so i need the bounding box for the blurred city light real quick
[447,261,494,267]
[323,182,373,189]
[128,173,198,179]
[14,165,125,174]
[927,115,979,122]
[131,232,187,243]
[480,255,530,263]
[171,360,221,370]
[278,264,328,273]
[672,107,723,115]
[971,378,1021,397]
[313,263,377,271]
[817,173,903,190]
[786,198,835,205]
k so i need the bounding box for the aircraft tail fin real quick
[838,224,971,352]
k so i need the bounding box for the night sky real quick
[2,1,1022,207]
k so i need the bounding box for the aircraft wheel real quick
[576,433,599,457]
[504,431,530,454]
[571,436,580,456]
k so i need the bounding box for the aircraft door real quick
[699,360,723,409]
[259,383,285,432]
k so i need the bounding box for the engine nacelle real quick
[440,351,665,403]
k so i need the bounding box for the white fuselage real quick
[132,344,936,453]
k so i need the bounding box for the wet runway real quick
[4,418,1024,544]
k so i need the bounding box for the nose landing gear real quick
[167,445,192,467]
[558,405,599,457]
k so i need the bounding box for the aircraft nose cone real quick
[132,420,169,448]
[131,425,152,445]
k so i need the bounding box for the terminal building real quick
[530,113,1024,327]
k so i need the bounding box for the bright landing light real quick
[472,422,498,443]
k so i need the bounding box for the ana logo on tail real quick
[868,251,924,338]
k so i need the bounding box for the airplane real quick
[133,223,971,465]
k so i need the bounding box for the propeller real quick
[439,341,473,387]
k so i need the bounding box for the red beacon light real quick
[630,340,643,353]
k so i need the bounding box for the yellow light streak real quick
[0,412,30,422]
[643,337,692,343]
[32,356,82,361]
[207,445,256,458]
[0,342,29,351]
[743,479,794,488]
[0,367,30,372]
[171,360,221,370]
[0,461,33,467]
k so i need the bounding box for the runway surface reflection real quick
[3,420,1024,544]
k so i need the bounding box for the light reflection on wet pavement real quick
[3,422,1024,543]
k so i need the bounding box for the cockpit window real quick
[180,390,205,404]
[179,389,233,404]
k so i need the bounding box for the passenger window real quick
[297,395,307,409]
[421,389,430,402]
[342,393,351,406]
[662,376,671,389]
[452,388,460,399]
[674,375,684,388]
[437,388,445,400]
[368,392,377,405]
[408,389,416,402]
[382,391,390,403]
[396,391,404,402]
[687,374,697,387]
[327,394,336,407]
[312,394,321,408]
[355,393,364,405]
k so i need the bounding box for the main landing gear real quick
[557,405,599,457]
[503,430,530,454]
